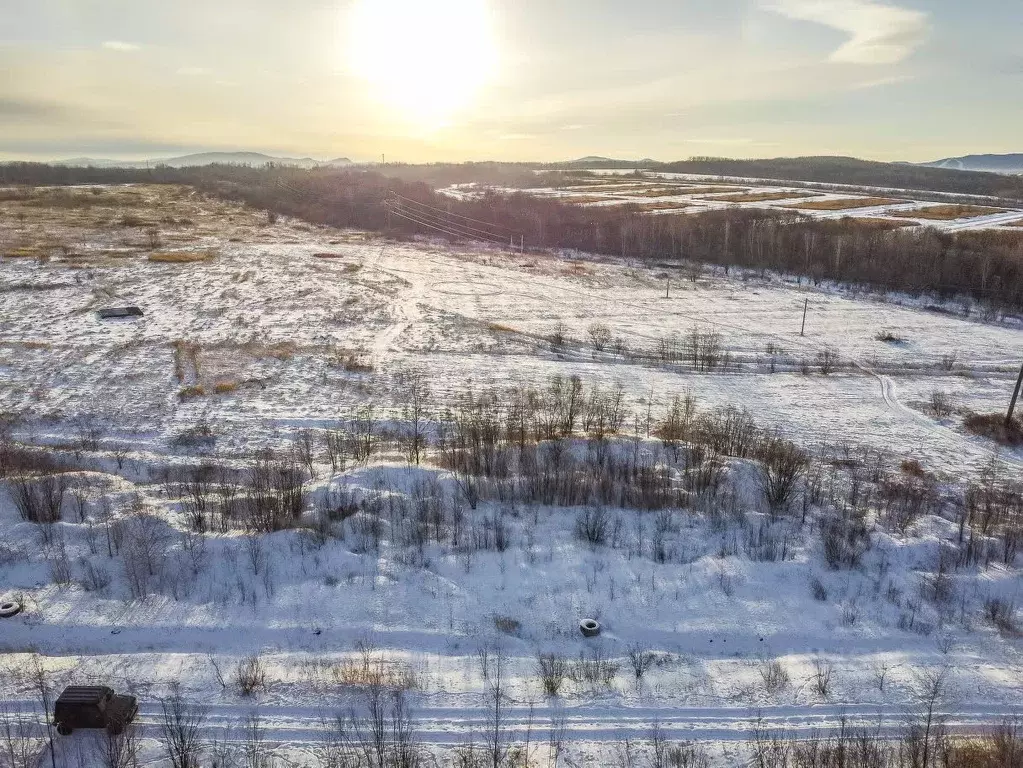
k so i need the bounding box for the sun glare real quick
[346,0,497,128]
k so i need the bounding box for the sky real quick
[0,0,1020,163]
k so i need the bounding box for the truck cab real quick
[53,686,138,735]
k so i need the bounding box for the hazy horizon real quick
[2,0,1021,164]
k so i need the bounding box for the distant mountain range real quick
[53,152,354,169]
[919,153,1023,175]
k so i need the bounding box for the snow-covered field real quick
[1,185,1021,766]
[443,171,1023,232]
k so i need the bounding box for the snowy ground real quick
[1,185,1021,766]
[443,171,1023,231]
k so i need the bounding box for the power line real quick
[387,196,512,242]
[389,192,517,233]
[389,205,508,246]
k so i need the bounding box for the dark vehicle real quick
[53,686,138,736]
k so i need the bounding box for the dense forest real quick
[3,162,1023,313]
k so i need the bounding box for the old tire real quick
[56,723,72,736]
[0,601,21,619]
[579,619,601,638]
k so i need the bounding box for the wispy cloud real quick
[102,41,141,52]
[851,73,915,89]
[764,0,928,64]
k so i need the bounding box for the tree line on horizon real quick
[3,161,1023,313]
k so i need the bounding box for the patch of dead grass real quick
[785,197,904,211]
[891,204,1004,221]
[963,412,1023,446]
[704,191,821,203]
[632,201,693,212]
[563,195,626,205]
[147,250,215,263]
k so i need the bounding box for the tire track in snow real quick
[20,701,1023,747]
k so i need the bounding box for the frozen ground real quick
[445,171,1023,231]
[0,185,1021,766]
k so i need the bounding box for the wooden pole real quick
[665,280,670,299]
[1007,360,1023,427]
[800,299,809,336]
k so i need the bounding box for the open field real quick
[2,185,1023,766]
[784,197,905,211]
[891,204,1005,221]
[700,191,820,203]
[449,172,1023,232]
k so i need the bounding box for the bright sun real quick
[346,0,497,127]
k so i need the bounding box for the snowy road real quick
[21,701,1023,747]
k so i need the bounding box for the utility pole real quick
[800,298,809,336]
[665,280,670,299]
[1007,360,1023,427]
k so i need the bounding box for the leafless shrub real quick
[567,648,620,689]
[548,321,567,349]
[809,577,828,602]
[929,390,954,418]
[0,703,45,768]
[234,654,268,697]
[492,615,521,636]
[323,685,426,768]
[984,597,1018,634]
[536,653,568,697]
[939,351,958,371]
[816,347,838,375]
[627,645,658,680]
[9,472,67,523]
[587,323,612,352]
[872,661,892,692]
[651,723,711,768]
[757,435,809,514]
[811,658,834,699]
[159,688,207,768]
[575,506,612,546]
[821,511,872,570]
[93,723,141,768]
[759,659,790,695]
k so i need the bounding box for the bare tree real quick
[159,687,208,768]
[909,667,949,768]
[0,703,45,768]
[92,724,141,768]
[478,645,508,768]
[398,369,431,466]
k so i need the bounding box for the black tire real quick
[56,723,72,736]
[0,601,21,619]
[579,618,601,638]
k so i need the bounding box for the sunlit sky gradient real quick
[1,0,1020,163]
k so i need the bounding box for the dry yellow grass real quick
[563,195,625,205]
[213,380,240,395]
[147,250,215,263]
[178,384,206,399]
[785,197,904,211]
[705,191,821,203]
[0,340,52,350]
[4,247,42,258]
[632,201,693,212]
[891,204,1004,221]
